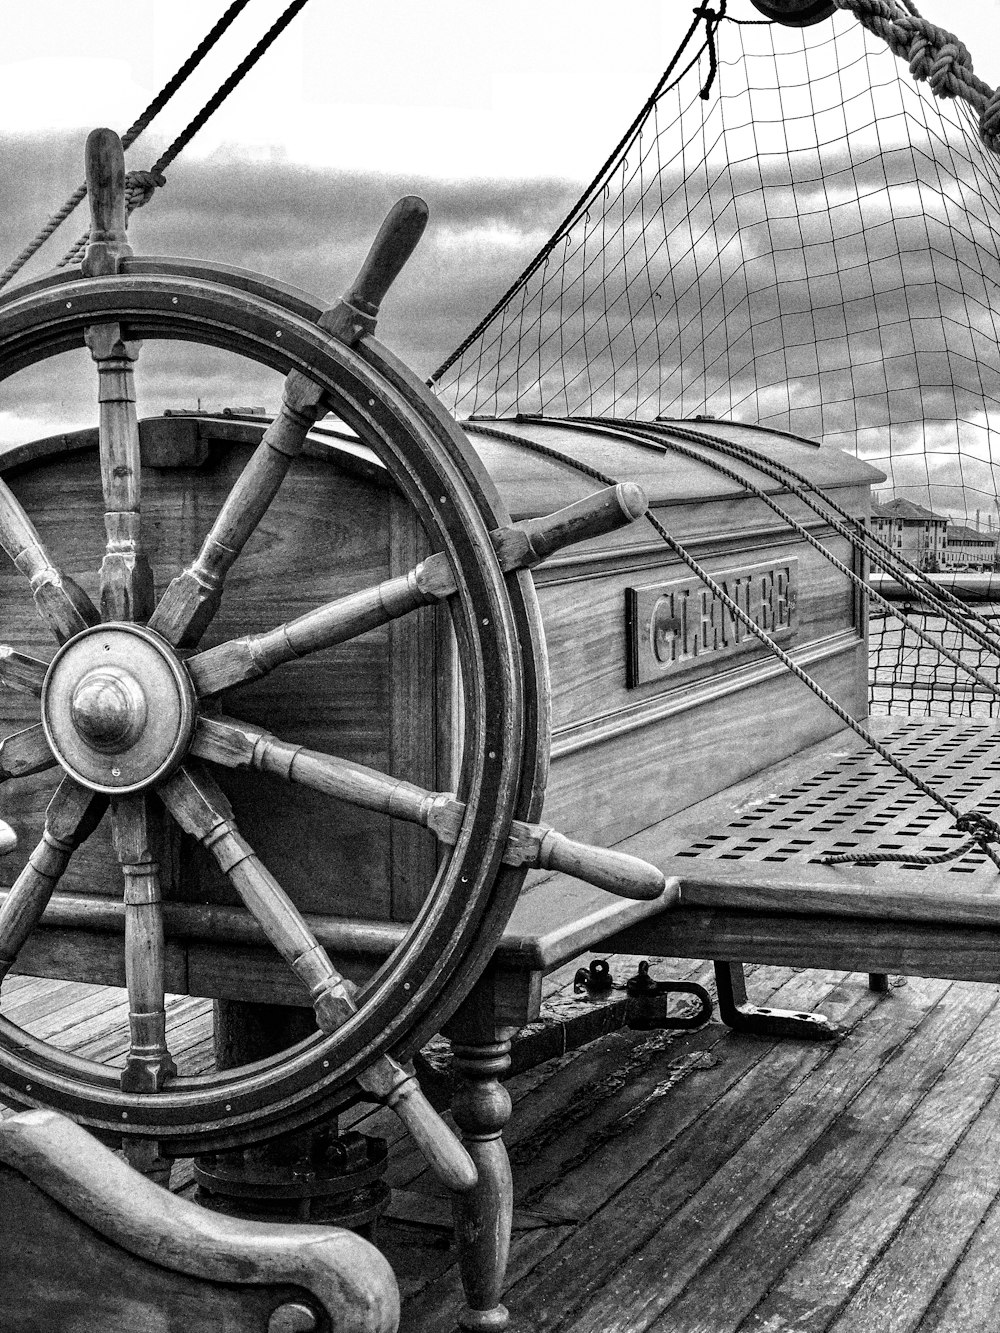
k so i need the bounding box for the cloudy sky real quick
[0,0,998,463]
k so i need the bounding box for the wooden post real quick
[444,972,519,1331]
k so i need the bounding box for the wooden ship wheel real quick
[0,130,660,1182]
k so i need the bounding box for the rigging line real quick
[465,419,1000,867]
[556,415,1000,700]
[0,0,254,292]
[428,6,719,387]
[644,423,1000,654]
[648,420,1000,655]
[57,0,314,270]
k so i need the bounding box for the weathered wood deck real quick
[4,957,1000,1333]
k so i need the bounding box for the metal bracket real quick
[623,961,714,1031]
[573,959,615,994]
[714,961,841,1041]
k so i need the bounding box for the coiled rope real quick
[833,0,1000,154]
[57,0,313,270]
[0,0,253,291]
[468,420,1000,870]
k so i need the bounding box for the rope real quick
[57,0,313,271]
[677,429,1000,654]
[0,0,253,291]
[559,416,1000,703]
[468,420,1000,871]
[821,812,1000,865]
[630,420,1000,658]
[834,0,1000,154]
[428,3,723,386]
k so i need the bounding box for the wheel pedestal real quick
[195,1000,390,1230]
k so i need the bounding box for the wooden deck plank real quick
[733,979,1000,1332]
[649,981,1000,1333]
[510,978,946,1333]
[397,967,874,1330]
[10,969,1000,1333]
[824,1070,1000,1333]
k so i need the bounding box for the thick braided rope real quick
[468,421,1000,870]
[834,0,1000,152]
[0,0,253,291]
[564,417,1000,701]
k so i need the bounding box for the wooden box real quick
[0,412,881,1003]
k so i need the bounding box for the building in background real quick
[942,523,999,570]
[870,499,948,572]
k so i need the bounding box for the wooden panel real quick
[0,443,406,926]
[388,491,440,921]
[603,906,1000,984]
[538,529,860,735]
[541,638,866,845]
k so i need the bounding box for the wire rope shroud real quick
[466,419,1000,872]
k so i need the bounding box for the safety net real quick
[432,4,1000,717]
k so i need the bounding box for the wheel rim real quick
[0,263,548,1151]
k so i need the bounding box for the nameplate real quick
[626,559,798,687]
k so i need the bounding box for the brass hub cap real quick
[42,624,196,793]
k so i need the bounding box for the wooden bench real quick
[0,1108,399,1333]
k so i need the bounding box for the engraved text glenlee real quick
[626,559,798,687]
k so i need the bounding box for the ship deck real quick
[3,955,1000,1333]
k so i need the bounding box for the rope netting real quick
[432,5,1000,719]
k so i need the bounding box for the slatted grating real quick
[674,720,1000,878]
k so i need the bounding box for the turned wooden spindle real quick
[113,795,176,1092]
[445,981,518,1333]
[158,765,477,1195]
[82,127,133,277]
[0,483,98,643]
[192,716,669,902]
[0,646,48,696]
[0,779,106,981]
[321,195,429,345]
[187,483,649,698]
[86,323,154,622]
[0,725,55,782]
[81,130,154,621]
[148,197,431,649]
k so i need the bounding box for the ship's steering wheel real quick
[0,131,659,1177]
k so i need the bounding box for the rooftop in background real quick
[945,524,998,543]
[870,499,948,523]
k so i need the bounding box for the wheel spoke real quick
[0,724,56,782]
[0,646,48,696]
[157,761,478,1193]
[185,481,650,699]
[186,554,456,698]
[0,478,98,643]
[192,716,668,901]
[85,324,154,623]
[111,794,176,1092]
[146,371,330,650]
[0,777,107,981]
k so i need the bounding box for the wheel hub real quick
[42,624,196,793]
